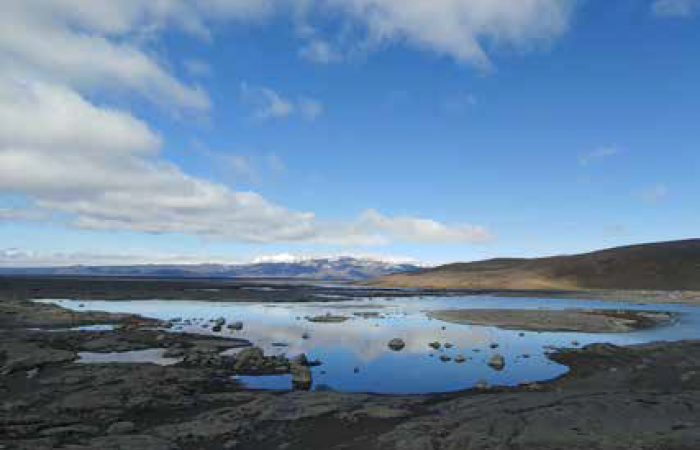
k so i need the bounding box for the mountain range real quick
[0,256,422,281]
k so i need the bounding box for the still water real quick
[38,296,700,394]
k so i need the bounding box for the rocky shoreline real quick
[2,298,700,449]
[4,274,700,305]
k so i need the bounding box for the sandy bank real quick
[426,308,675,332]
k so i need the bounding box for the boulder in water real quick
[388,338,406,351]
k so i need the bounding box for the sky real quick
[0,0,698,267]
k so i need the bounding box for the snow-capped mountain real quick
[0,256,424,281]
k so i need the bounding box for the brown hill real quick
[372,239,700,291]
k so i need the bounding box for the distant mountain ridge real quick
[0,256,422,281]
[371,239,700,291]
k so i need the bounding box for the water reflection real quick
[38,296,700,394]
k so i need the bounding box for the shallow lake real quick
[38,296,700,394]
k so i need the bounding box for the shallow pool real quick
[38,295,700,394]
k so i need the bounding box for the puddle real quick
[77,348,182,366]
[27,324,117,332]
[38,296,700,394]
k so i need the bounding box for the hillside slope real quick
[372,239,700,290]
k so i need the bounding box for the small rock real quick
[224,440,240,449]
[291,362,312,390]
[490,343,499,349]
[439,355,452,362]
[429,342,441,350]
[234,347,265,371]
[308,314,348,323]
[488,354,506,371]
[40,425,99,437]
[681,371,697,382]
[444,343,453,349]
[163,347,186,358]
[454,355,466,363]
[108,421,136,435]
[475,380,489,390]
[227,321,244,331]
[388,338,406,351]
[292,353,309,366]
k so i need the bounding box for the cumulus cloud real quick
[315,0,577,68]
[0,1,212,112]
[0,0,493,247]
[358,210,495,244]
[240,83,324,121]
[184,59,213,77]
[0,79,488,245]
[578,146,620,166]
[298,98,325,120]
[240,83,295,120]
[0,208,50,222]
[0,248,247,268]
[299,39,343,63]
[652,0,700,17]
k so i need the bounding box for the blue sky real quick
[0,0,698,266]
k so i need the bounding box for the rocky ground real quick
[2,298,700,449]
[4,274,700,305]
[426,308,675,333]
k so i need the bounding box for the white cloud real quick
[299,39,342,63]
[640,184,670,203]
[359,210,494,244]
[0,208,50,222]
[299,98,325,120]
[317,0,577,68]
[227,155,260,183]
[240,83,324,121]
[652,0,700,17]
[240,82,295,120]
[578,146,620,166]
[184,59,213,77]
[0,1,494,247]
[0,248,246,268]
[0,79,489,245]
[0,1,211,112]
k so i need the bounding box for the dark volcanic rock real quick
[388,338,406,351]
[3,294,700,450]
[0,341,76,375]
